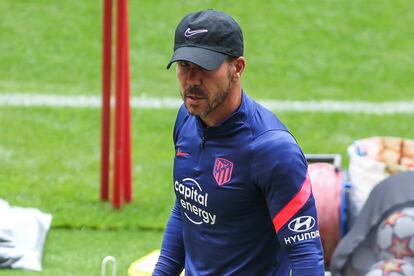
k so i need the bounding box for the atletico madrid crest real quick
[213,158,233,186]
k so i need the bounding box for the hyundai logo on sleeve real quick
[288,216,315,233]
[284,216,320,245]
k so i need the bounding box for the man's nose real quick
[186,66,202,86]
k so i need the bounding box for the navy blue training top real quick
[153,92,325,275]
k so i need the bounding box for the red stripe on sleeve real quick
[272,175,312,233]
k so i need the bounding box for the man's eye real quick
[178,61,189,68]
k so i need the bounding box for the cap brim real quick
[166,47,227,71]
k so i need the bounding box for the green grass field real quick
[1,0,413,275]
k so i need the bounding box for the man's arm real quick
[276,188,325,275]
[153,201,184,276]
[252,131,325,275]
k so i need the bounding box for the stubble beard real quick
[182,69,233,118]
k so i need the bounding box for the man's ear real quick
[232,57,246,81]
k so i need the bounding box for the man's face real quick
[176,60,234,120]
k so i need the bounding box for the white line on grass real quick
[0,93,413,114]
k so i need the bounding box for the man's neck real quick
[201,87,242,127]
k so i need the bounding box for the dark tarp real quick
[330,171,414,275]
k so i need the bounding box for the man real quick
[153,9,325,275]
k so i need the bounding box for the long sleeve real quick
[252,130,325,275]
[152,201,185,276]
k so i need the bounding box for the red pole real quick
[100,0,113,201]
[113,0,127,209]
[122,0,132,203]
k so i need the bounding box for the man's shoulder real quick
[251,128,300,154]
[173,104,192,143]
[176,104,189,122]
[246,100,303,160]
[175,104,195,128]
[246,99,290,140]
[249,129,307,175]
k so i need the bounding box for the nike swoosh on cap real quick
[184,28,208,37]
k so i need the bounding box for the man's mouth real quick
[186,94,204,100]
[184,86,206,101]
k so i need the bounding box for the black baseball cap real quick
[167,9,244,70]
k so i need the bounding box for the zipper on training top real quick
[200,136,206,149]
[200,128,208,149]
[197,129,207,165]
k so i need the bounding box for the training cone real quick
[128,250,184,276]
